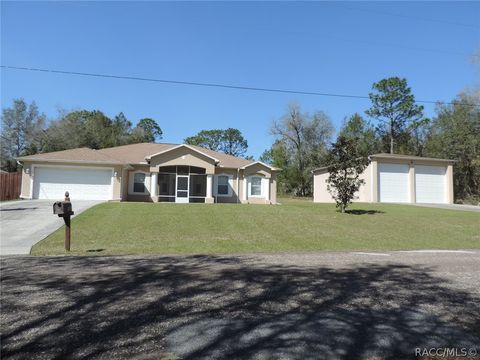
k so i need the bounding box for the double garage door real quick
[32,167,113,200]
[378,163,447,204]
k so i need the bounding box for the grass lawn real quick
[31,198,480,255]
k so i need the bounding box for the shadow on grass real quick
[1,256,479,360]
[344,209,385,215]
[86,249,106,252]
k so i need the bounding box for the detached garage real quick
[313,153,454,205]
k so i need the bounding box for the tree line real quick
[1,102,163,171]
[0,101,251,171]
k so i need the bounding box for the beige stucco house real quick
[17,143,280,204]
[313,153,455,204]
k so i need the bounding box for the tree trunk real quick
[341,203,345,213]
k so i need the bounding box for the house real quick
[313,153,454,205]
[17,143,280,204]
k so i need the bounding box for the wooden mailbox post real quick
[53,191,74,251]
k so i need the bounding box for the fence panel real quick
[0,172,22,201]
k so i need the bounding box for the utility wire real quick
[322,3,479,29]
[2,65,479,107]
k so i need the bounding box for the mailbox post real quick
[53,191,74,251]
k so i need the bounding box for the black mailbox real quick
[53,201,73,217]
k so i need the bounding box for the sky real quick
[1,1,479,158]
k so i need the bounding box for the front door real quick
[176,175,189,203]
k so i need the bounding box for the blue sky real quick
[1,1,479,158]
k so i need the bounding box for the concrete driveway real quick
[0,200,102,255]
[413,203,480,212]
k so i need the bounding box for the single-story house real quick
[313,153,454,204]
[17,143,280,204]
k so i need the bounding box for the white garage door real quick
[415,165,447,204]
[33,167,113,200]
[378,163,409,203]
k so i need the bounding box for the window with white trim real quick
[133,173,146,193]
[215,174,233,197]
[249,176,263,196]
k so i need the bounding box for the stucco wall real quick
[214,168,240,203]
[313,164,372,203]
[149,147,216,174]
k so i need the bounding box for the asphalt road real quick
[1,251,479,360]
[0,200,101,255]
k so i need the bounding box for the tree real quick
[1,99,46,171]
[326,136,369,213]
[84,110,115,149]
[133,118,163,143]
[184,130,224,151]
[425,91,480,202]
[220,128,248,157]
[270,103,333,196]
[184,128,248,156]
[111,112,133,146]
[338,113,379,157]
[42,110,114,151]
[366,77,425,154]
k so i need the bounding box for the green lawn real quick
[31,198,480,255]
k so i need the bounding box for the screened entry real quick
[157,166,207,203]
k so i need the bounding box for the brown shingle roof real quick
[16,147,124,164]
[17,143,255,169]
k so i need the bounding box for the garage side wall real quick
[20,162,33,199]
[313,164,372,203]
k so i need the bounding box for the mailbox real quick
[53,201,73,217]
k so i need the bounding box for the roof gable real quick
[145,144,220,162]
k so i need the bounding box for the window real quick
[217,175,229,196]
[250,176,262,196]
[133,173,146,193]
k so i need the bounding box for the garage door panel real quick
[33,167,112,200]
[415,165,446,204]
[378,163,409,203]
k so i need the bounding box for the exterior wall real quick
[214,168,240,203]
[121,168,129,200]
[126,165,152,202]
[243,163,272,178]
[313,164,372,203]
[446,164,454,204]
[19,162,32,199]
[270,173,277,204]
[149,147,216,174]
[19,160,123,201]
[313,171,334,203]
[20,156,279,205]
[313,158,454,204]
[240,164,275,204]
